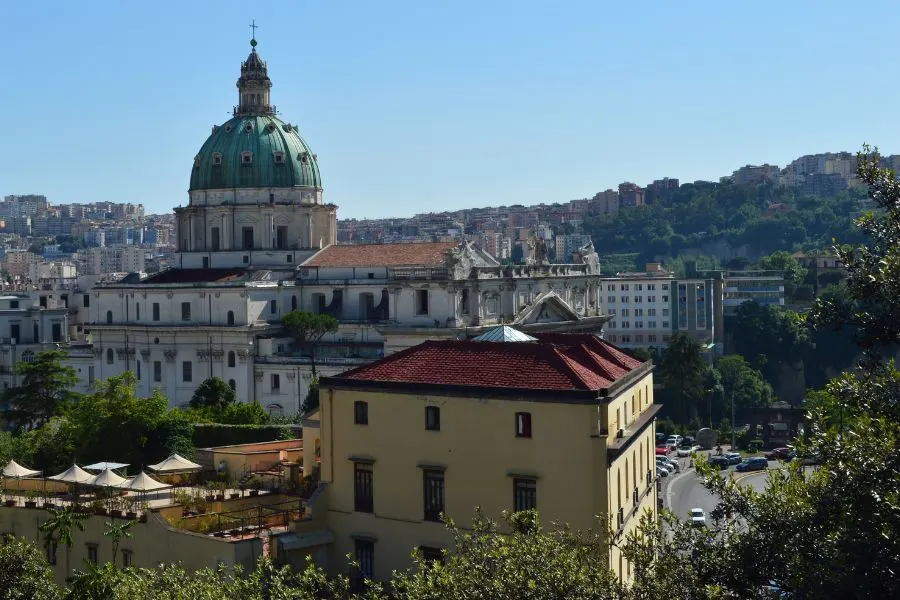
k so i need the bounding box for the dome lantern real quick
[235,31,274,117]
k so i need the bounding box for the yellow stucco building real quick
[292,327,659,582]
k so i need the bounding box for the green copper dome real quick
[189,115,322,191]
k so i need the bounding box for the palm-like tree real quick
[103,519,136,567]
[39,505,87,580]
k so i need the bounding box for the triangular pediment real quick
[513,291,581,325]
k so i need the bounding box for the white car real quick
[665,435,682,449]
[658,456,681,472]
[655,458,676,473]
[656,466,669,478]
[676,444,702,457]
[689,508,706,528]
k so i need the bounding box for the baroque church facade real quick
[87,39,608,415]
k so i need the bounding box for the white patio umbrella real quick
[2,460,40,500]
[48,464,94,484]
[117,470,172,493]
[89,468,127,488]
[148,453,201,473]
[83,461,130,472]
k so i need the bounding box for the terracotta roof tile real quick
[334,334,644,393]
[302,242,457,268]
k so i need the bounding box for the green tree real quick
[715,355,774,414]
[2,349,78,428]
[757,250,807,303]
[189,377,236,411]
[39,506,87,581]
[103,520,136,568]
[392,510,624,600]
[281,311,339,376]
[658,332,707,422]
[0,536,62,600]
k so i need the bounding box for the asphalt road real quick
[663,455,774,523]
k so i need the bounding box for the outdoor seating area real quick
[0,454,202,518]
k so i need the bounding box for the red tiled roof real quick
[141,268,247,284]
[302,242,457,268]
[335,334,644,393]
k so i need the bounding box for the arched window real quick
[228,379,236,391]
[106,311,113,324]
[228,351,236,368]
[106,348,114,365]
[227,311,235,325]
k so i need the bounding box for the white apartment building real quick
[77,246,145,275]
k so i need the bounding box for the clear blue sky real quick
[1,1,897,219]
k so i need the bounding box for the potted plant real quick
[41,490,55,510]
[124,497,138,520]
[194,494,208,515]
[215,483,225,502]
[138,500,149,522]
[92,498,107,516]
[2,486,15,507]
[24,490,38,509]
[109,496,124,518]
[204,483,215,503]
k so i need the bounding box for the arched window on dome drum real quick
[106,311,112,324]
[228,351,236,368]
[106,348,114,365]
[227,311,235,326]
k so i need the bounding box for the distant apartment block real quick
[554,234,592,263]
[618,182,645,207]
[731,164,781,186]
[645,178,679,203]
[77,246,145,275]
[591,189,620,215]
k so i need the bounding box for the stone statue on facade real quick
[526,234,549,266]
[579,239,600,274]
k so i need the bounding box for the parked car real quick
[656,458,676,474]
[656,466,669,478]
[665,435,682,449]
[735,457,768,472]
[658,457,680,473]
[725,452,743,465]
[655,446,671,456]
[765,447,795,461]
[676,444,701,457]
[656,432,666,442]
[689,508,706,528]
[708,455,730,469]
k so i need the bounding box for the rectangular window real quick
[621,309,629,317]
[242,226,254,250]
[636,284,643,291]
[271,374,280,392]
[276,226,288,249]
[425,406,440,431]
[83,294,90,307]
[152,303,160,321]
[423,470,445,522]
[647,284,656,291]
[648,321,657,328]
[622,321,630,328]
[648,335,657,343]
[10,324,19,344]
[415,289,429,315]
[121,549,132,568]
[460,289,470,314]
[662,308,670,316]
[46,540,57,565]
[662,284,669,291]
[211,227,220,251]
[419,546,443,564]
[355,539,374,580]
[635,296,643,303]
[621,296,628,303]
[354,463,374,513]
[136,360,141,380]
[86,544,98,565]
[608,309,616,316]
[9,300,18,309]
[513,478,537,512]
[620,284,629,291]
[181,302,191,321]
[662,295,669,303]
[648,308,656,316]
[662,321,669,328]
[607,296,615,303]
[153,361,162,382]
[270,299,277,315]
[51,323,62,342]
[182,361,192,383]
[607,284,615,291]
[354,401,368,425]
[135,303,140,321]
[515,412,532,438]
[635,309,643,317]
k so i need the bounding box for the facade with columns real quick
[87,38,608,414]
